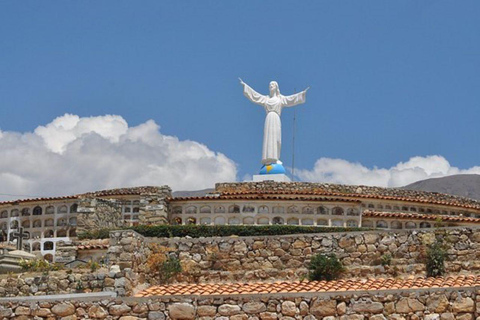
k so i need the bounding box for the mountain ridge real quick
[402,174,480,200]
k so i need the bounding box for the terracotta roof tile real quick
[81,186,166,197]
[170,194,361,203]
[171,188,480,211]
[0,186,168,206]
[134,275,480,297]
[76,244,109,250]
[363,210,480,223]
[76,239,110,250]
[0,195,78,206]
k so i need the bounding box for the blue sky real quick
[0,1,479,196]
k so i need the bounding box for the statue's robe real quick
[243,83,306,165]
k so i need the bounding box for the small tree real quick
[381,253,392,266]
[146,244,182,284]
[158,256,182,284]
[308,253,344,281]
[425,239,446,277]
[433,217,444,228]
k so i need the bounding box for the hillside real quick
[402,174,480,200]
[172,188,215,198]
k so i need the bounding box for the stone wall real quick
[0,268,134,297]
[139,186,171,225]
[110,227,480,285]
[55,239,109,265]
[55,242,77,264]
[108,230,146,272]
[77,198,124,234]
[77,186,172,234]
[0,287,477,319]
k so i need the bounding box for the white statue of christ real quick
[239,79,309,165]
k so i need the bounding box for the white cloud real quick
[34,114,128,154]
[296,155,480,188]
[3,114,478,201]
[0,114,237,200]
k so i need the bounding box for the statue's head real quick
[269,81,280,97]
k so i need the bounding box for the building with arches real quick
[169,181,480,230]
[2,181,480,261]
[0,186,169,261]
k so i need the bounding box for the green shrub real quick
[381,253,392,266]
[150,255,182,284]
[146,244,181,283]
[161,256,182,283]
[308,253,344,281]
[77,225,369,240]
[77,228,111,240]
[426,239,446,277]
[87,260,100,272]
[433,217,445,228]
[19,259,63,272]
[76,280,84,292]
[132,225,368,239]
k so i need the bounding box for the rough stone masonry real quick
[0,287,477,319]
[108,227,480,285]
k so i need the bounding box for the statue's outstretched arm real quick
[240,79,267,106]
[283,87,309,107]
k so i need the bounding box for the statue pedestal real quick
[254,161,291,182]
[253,174,291,182]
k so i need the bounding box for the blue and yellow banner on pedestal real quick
[259,162,286,175]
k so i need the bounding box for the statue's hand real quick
[305,86,310,92]
[238,77,245,85]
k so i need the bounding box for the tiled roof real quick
[171,190,480,210]
[76,239,109,250]
[77,244,109,250]
[0,186,166,206]
[135,275,480,297]
[363,210,480,223]
[2,182,479,212]
[0,195,78,206]
[81,186,165,197]
[214,182,480,210]
[170,194,361,203]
